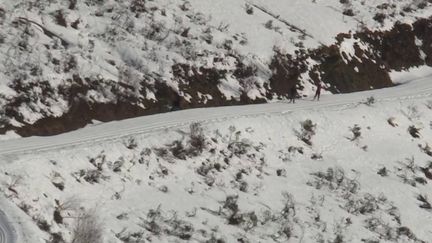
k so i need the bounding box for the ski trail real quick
[0,76,431,157]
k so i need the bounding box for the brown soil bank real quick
[3,17,432,137]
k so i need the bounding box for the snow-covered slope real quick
[1,72,432,242]
[0,208,16,243]
[0,72,432,156]
[1,0,432,137]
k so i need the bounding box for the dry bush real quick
[35,216,51,232]
[164,122,207,160]
[68,0,77,9]
[205,235,226,243]
[153,147,169,158]
[71,210,103,243]
[125,137,138,150]
[364,217,422,242]
[288,146,304,154]
[168,140,187,160]
[245,3,254,14]
[54,197,81,224]
[417,194,431,210]
[165,215,194,240]
[408,125,421,138]
[387,117,398,127]
[348,124,361,141]
[363,96,375,106]
[84,0,105,6]
[419,143,432,157]
[115,228,145,243]
[220,195,258,230]
[188,122,206,155]
[54,10,67,27]
[377,167,388,177]
[295,119,316,146]
[88,152,106,171]
[228,140,252,157]
[308,167,360,194]
[196,162,213,177]
[111,157,125,172]
[72,169,108,184]
[280,192,296,219]
[141,205,162,235]
[5,174,23,195]
[223,195,241,225]
[140,205,194,240]
[130,0,147,14]
[311,153,323,160]
[395,156,427,187]
[343,193,384,215]
[373,13,386,24]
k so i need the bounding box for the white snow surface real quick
[0,73,432,242]
[1,0,432,127]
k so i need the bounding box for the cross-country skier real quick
[313,81,322,101]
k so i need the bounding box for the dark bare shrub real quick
[188,122,206,155]
[54,10,67,27]
[417,194,431,209]
[142,205,163,235]
[373,13,386,24]
[228,141,251,156]
[115,229,145,242]
[377,167,388,177]
[54,197,80,225]
[50,232,65,243]
[166,216,194,240]
[51,171,65,191]
[281,192,296,219]
[221,195,244,225]
[169,140,187,160]
[72,210,103,243]
[348,124,361,141]
[89,152,106,171]
[365,217,423,241]
[344,193,382,215]
[363,96,375,106]
[310,152,323,160]
[308,167,360,194]
[205,235,226,243]
[69,0,77,9]
[140,205,194,240]
[419,143,432,157]
[125,137,138,150]
[245,3,254,14]
[130,0,147,14]
[73,169,107,184]
[295,119,316,146]
[153,147,169,158]
[408,126,420,138]
[387,117,398,127]
[196,162,213,176]
[343,9,355,16]
[35,217,51,232]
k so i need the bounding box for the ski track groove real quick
[0,77,431,159]
[0,210,16,243]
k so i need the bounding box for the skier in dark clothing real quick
[289,84,297,103]
[313,82,322,101]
